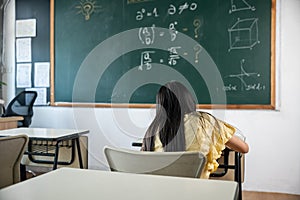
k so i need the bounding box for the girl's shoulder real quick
[185,111,217,125]
[190,111,216,120]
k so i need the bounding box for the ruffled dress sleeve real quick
[199,113,235,178]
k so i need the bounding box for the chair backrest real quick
[0,134,28,189]
[2,91,37,127]
[104,146,206,178]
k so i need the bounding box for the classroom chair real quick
[1,91,37,127]
[104,146,206,178]
[0,134,28,189]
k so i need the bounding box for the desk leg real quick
[75,138,83,169]
[53,141,61,170]
[235,152,242,200]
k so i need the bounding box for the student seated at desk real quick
[141,81,249,179]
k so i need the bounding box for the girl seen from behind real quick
[142,81,249,179]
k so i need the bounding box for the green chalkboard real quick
[51,0,275,108]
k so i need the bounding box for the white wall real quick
[2,0,15,102]
[3,0,300,195]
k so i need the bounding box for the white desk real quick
[0,128,89,170]
[0,168,238,200]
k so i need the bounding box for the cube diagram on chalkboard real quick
[228,18,259,51]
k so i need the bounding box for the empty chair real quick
[0,134,29,189]
[104,146,206,178]
[1,91,37,127]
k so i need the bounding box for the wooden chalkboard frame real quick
[50,0,276,109]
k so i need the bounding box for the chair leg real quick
[26,169,37,177]
[20,164,27,181]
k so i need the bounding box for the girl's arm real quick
[225,135,249,153]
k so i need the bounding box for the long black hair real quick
[142,81,196,152]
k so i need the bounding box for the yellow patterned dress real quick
[154,111,235,179]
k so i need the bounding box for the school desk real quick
[0,168,238,200]
[0,128,89,170]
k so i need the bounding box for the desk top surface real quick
[0,168,238,200]
[0,128,89,139]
